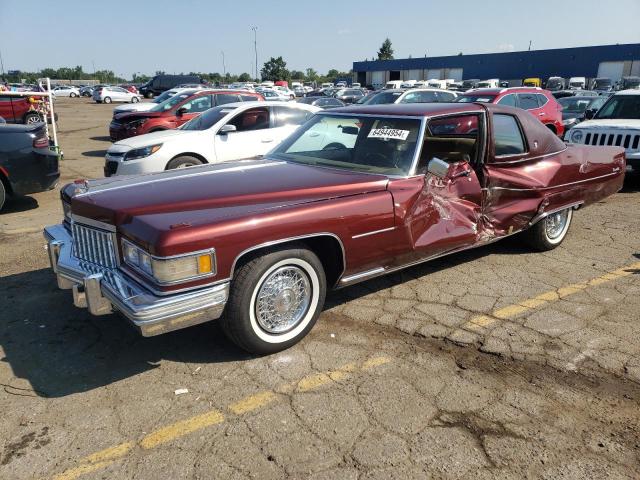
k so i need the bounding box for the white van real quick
[400,80,417,88]
[427,80,447,89]
[385,80,404,89]
[568,77,586,90]
[477,79,500,88]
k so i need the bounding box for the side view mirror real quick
[427,157,450,178]
[584,109,595,120]
[176,107,188,116]
[218,124,237,135]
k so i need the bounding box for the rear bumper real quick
[9,150,60,196]
[43,223,229,336]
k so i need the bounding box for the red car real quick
[0,94,42,124]
[46,103,624,353]
[456,87,564,137]
[109,89,264,141]
[120,85,138,94]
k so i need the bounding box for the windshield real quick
[153,90,176,104]
[569,81,583,88]
[180,106,237,131]
[362,91,403,105]
[454,94,496,103]
[477,82,491,88]
[558,97,594,113]
[547,79,563,88]
[270,114,422,176]
[150,93,191,112]
[594,95,640,119]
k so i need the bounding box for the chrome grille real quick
[72,223,117,268]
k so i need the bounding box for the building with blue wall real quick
[353,43,640,88]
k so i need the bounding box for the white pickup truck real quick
[566,90,640,175]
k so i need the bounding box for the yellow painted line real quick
[50,355,392,480]
[52,460,114,480]
[461,261,640,332]
[229,391,277,415]
[140,409,225,449]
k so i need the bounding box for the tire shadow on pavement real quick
[0,269,252,399]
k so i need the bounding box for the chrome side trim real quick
[339,267,385,284]
[491,147,568,165]
[71,214,116,232]
[487,171,620,192]
[230,232,346,281]
[351,226,396,239]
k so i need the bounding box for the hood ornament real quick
[72,179,90,195]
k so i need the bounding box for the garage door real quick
[406,69,422,80]
[371,71,385,88]
[447,68,463,81]
[597,62,624,82]
[426,69,441,80]
[631,60,640,77]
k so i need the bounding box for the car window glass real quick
[517,94,539,110]
[497,94,516,107]
[418,114,480,171]
[273,106,313,127]
[216,94,240,105]
[182,95,213,113]
[228,107,270,132]
[402,91,438,103]
[536,94,549,107]
[240,94,258,102]
[437,92,456,102]
[494,114,526,156]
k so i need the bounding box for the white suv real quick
[104,101,319,176]
[566,90,640,175]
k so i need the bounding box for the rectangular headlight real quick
[121,239,215,285]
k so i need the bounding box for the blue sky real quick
[1,0,639,78]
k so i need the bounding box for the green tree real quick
[261,56,290,82]
[290,70,304,80]
[238,72,252,82]
[305,68,318,81]
[377,38,394,60]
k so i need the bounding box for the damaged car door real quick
[388,113,485,265]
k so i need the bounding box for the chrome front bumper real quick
[44,224,229,336]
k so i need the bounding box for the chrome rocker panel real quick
[44,223,228,337]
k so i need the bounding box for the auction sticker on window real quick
[368,128,410,140]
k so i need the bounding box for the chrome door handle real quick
[538,112,545,116]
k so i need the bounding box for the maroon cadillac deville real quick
[44,103,626,353]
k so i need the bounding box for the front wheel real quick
[166,155,202,169]
[70,92,77,98]
[23,112,42,124]
[103,96,112,104]
[221,246,326,354]
[523,208,573,251]
[131,96,139,103]
[0,180,6,211]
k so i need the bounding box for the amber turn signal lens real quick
[198,254,212,274]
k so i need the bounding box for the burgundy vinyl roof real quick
[327,103,485,117]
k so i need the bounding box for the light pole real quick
[251,26,258,81]
[221,51,226,77]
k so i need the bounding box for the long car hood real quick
[69,159,389,232]
[114,111,164,121]
[575,119,640,130]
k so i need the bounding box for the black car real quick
[461,79,480,90]
[0,122,59,210]
[558,95,607,135]
[139,75,202,98]
[304,89,328,97]
[332,88,364,104]
[297,97,346,109]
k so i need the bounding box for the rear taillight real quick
[33,133,49,149]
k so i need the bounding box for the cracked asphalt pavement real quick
[1,99,640,479]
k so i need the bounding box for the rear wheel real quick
[103,97,112,104]
[145,92,154,99]
[166,155,203,169]
[221,246,326,354]
[23,112,42,124]
[523,208,573,251]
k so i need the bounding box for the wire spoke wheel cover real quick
[545,210,570,240]
[255,265,311,334]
